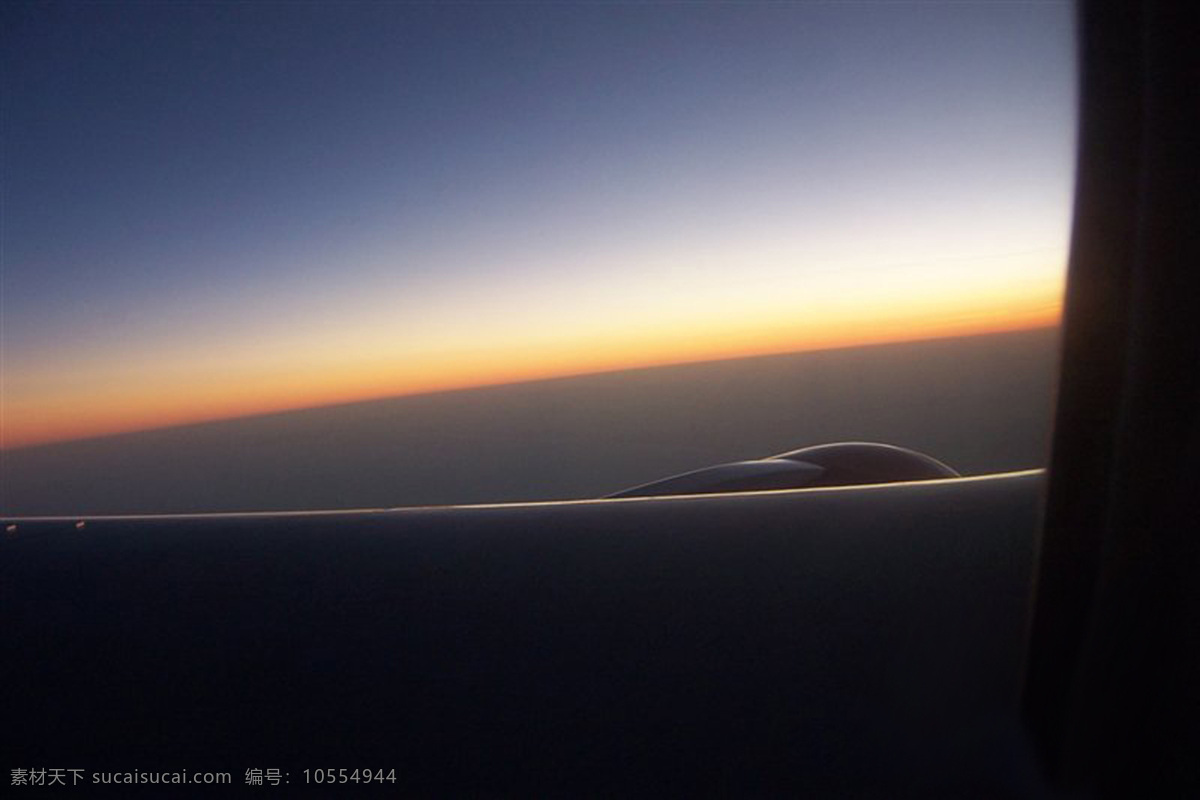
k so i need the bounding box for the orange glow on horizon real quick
[2,293,1061,451]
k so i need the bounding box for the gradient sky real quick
[2,2,1076,449]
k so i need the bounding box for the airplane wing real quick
[2,470,1043,795]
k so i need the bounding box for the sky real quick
[1,2,1077,450]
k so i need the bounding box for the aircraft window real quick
[1,3,1076,515]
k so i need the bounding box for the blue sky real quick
[1,1,1076,447]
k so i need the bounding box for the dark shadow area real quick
[1,473,1044,796]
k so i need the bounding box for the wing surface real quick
[2,471,1043,795]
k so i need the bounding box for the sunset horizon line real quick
[2,317,1059,452]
